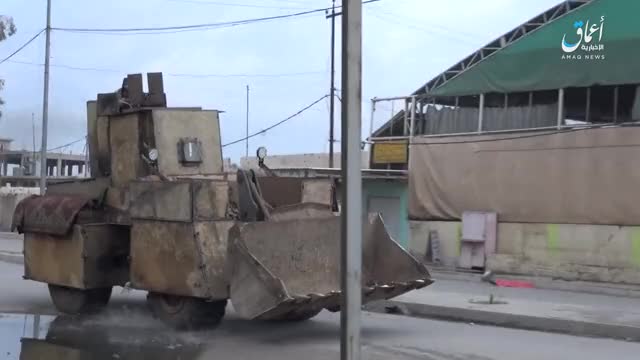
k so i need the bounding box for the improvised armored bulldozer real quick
[12,73,432,329]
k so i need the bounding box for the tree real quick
[0,15,16,119]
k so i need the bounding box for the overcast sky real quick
[0,0,560,161]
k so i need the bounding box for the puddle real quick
[0,312,207,360]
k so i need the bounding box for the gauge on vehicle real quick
[256,146,268,161]
[148,148,159,161]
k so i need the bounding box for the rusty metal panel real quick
[109,112,146,187]
[152,109,223,176]
[193,221,233,296]
[269,203,334,222]
[81,224,130,288]
[193,181,229,220]
[228,215,432,320]
[23,224,130,289]
[130,220,229,299]
[46,178,110,201]
[103,186,130,212]
[12,194,92,236]
[301,179,333,205]
[96,115,111,177]
[86,101,100,178]
[129,181,192,222]
[256,177,303,207]
[24,227,85,288]
[126,73,144,105]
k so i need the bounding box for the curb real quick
[430,269,640,299]
[365,300,640,342]
[0,252,23,265]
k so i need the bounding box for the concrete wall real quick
[410,220,640,285]
[409,221,461,267]
[241,152,370,170]
[0,187,39,231]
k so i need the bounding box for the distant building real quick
[0,137,87,186]
[240,152,370,170]
[370,0,640,284]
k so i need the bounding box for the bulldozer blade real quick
[228,214,432,320]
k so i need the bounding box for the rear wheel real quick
[48,284,112,314]
[147,292,227,330]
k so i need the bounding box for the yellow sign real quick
[372,142,408,164]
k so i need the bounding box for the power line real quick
[52,0,381,35]
[367,10,478,46]
[0,29,45,65]
[375,8,480,40]
[164,0,311,10]
[222,94,328,147]
[47,137,85,152]
[7,59,326,78]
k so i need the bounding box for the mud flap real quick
[228,214,432,320]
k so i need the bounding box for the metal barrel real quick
[228,214,432,320]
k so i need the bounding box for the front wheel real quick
[48,285,112,314]
[147,292,227,330]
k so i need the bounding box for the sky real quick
[0,0,561,162]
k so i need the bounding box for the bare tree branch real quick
[0,16,16,120]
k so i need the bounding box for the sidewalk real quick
[366,274,640,342]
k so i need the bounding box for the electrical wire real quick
[7,59,326,78]
[164,0,311,10]
[0,29,45,65]
[52,11,323,33]
[52,0,381,34]
[222,94,328,147]
[366,10,478,46]
[47,137,85,152]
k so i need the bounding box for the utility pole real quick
[245,85,250,158]
[340,0,362,359]
[32,113,36,175]
[31,113,36,155]
[39,0,52,194]
[328,0,336,168]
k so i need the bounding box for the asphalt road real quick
[1,261,639,360]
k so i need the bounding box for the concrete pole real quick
[586,87,591,123]
[340,0,363,359]
[328,0,336,168]
[245,85,250,158]
[56,158,61,176]
[557,88,565,129]
[478,94,485,133]
[39,0,52,194]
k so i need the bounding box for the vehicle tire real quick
[48,284,112,314]
[273,308,322,322]
[147,292,227,330]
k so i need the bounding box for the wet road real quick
[1,261,639,360]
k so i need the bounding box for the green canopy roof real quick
[417,0,640,97]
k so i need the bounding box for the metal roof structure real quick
[413,0,593,97]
